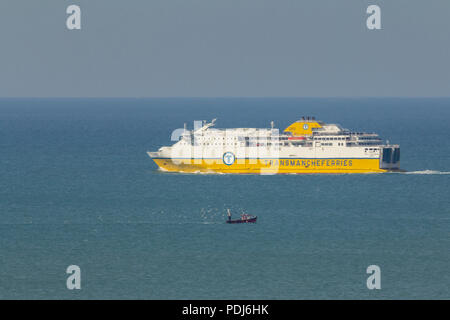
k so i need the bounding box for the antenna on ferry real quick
[184,123,187,132]
[271,121,274,130]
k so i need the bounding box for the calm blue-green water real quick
[0,98,449,299]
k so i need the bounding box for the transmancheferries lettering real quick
[147,117,400,174]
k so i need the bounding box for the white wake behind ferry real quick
[148,117,400,174]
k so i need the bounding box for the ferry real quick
[147,117,400,174]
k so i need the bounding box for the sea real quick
[0,98,449,299]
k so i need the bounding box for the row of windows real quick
[358,142,379,146]
[179,142,351,148]
[180,142,239,146]
[192,137,239,141]
[314,137,349,141]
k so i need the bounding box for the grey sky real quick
[0,0,449,97]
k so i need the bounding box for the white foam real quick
[405,170,450,175]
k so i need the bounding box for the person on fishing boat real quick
[227,209,232,222]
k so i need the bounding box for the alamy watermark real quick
[366,265,381,290]
[65,5,382,31]
[167,120,281,174]
[66,265,81,290]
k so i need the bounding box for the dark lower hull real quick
[226,217,257,224]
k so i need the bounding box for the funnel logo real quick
[223,152,236,165]
[303,124,309,130]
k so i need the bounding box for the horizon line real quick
[0,96,450,99]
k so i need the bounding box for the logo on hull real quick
[223,152,236,165]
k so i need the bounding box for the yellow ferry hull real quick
[152,158,386,174]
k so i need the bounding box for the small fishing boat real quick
[226,209,257,224]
